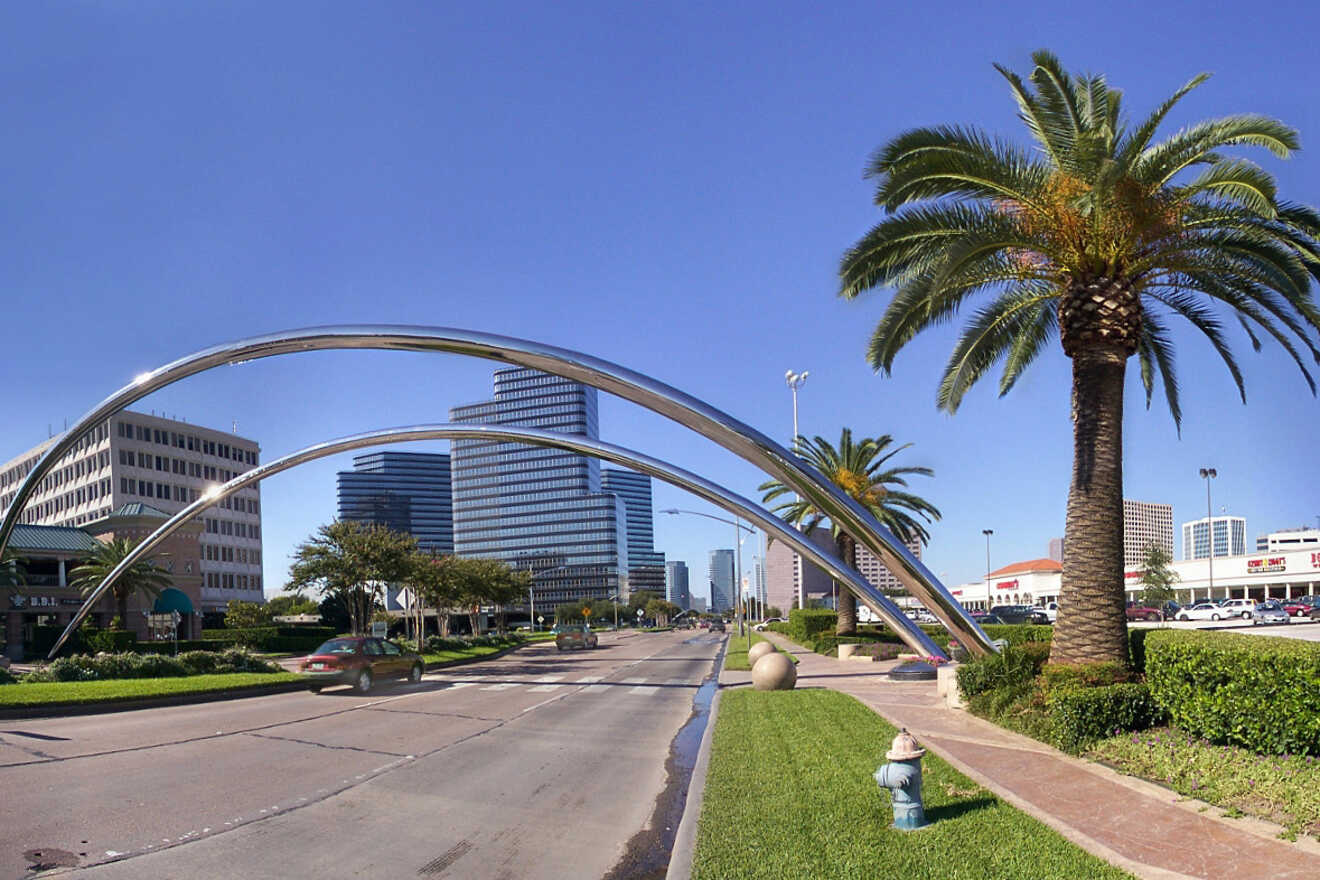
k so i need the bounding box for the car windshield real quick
[314,639,360,655]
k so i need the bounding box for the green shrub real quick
[22,649,278,682]
[1128,627,1152,672]
[199,626,279,647]
[787,609,837,645]
[0,666,16,685]
[1144,629,1320,755]
[957,643,1050,699]
[1041,661,1130,692]
[84,629,137,653]
[1049,683,1165,754]
[766,622,790,636]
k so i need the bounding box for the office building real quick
[691,595,708,614]
[853,536,923,596]
[708,549,735,612]
[1256,527,1320,553]
[764,526,837,612]
[665,560,690,610]
[0,411,263,616]
[1124,500,1174,566]
[450,369,628,606]
[1182,515,1247,560]
[1048,537,1063,562]
[601,468,666,594]
[337,451,453,553]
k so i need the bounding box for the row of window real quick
[116,421,258,465]
[205,572,262,591]
[202,543,261,564]
[0,423,114,491]
[204,517,260,539]
[115,448,252,484]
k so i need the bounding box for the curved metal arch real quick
[2,324,991,655]
[50,424,946,660]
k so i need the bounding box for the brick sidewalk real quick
[750,632,1320,880]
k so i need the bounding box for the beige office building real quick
[0,411,264,616]
[1123,499,1174,567]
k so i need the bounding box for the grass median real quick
[691,688,1132,880]
[723,633,798,671]
[0,672,302,709]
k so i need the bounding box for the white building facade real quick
[0,411,264,615]
[1182,515,1247,560]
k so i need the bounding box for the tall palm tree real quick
[760,429,941,634]
[838,51,1320,665]
[69,537,172,629]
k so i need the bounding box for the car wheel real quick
[1178,614,1188,621]
[1211,614,1220,621]
[308,685,322,693]
[1147,612,1159,621]
[355,670,373,694]
[409,663,423,683]
[1242,611,1251,619]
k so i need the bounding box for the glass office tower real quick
[450,368,628,606]
[665,560,691,610]
[336,451,454,554]
[601,468,666,594]
[708,548,735,613]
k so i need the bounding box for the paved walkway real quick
[747,632,1320,880]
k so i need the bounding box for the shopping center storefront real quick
[949,546,1320,610]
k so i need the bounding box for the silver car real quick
[1252,601,1289,626]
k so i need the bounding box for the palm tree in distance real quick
[760,429,941,635]
[69,537,172,629]
[839,51,1320,665]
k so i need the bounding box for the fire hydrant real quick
[874,728,929,830]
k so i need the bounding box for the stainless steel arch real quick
[2,325,992,655]
[50,424,946,660]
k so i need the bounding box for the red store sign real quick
[996,579,1020,591]
[1247,556,1286,574]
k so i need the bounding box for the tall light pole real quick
[1200,468,1217,600]
[982,529,994,610]
[785,369,809,610]
[662,508,755,651]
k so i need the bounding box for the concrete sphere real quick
[751,651,797,691]
[747,641,775,665]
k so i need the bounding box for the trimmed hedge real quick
[1049,683,1165,754]
[957,643,1051,699]
[23,648,280,682]
[786,609,838,645]
[1144,629,1320,755]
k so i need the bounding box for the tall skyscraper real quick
[449,368,629,606]
[708,548,735,612]
[665,560,690,610]
[1047,537,1064,562]
[1182,515,1247,560]
[1123,499,1174,566]
[0,411,264,616]
[601,468,666,594]
[337,451,453,553]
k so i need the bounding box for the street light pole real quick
[662,507,755,650]
[982,529,994,610]
[1200,468,1217,601]
[785,369,808,610]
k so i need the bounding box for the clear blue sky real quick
[3,1,1318,602]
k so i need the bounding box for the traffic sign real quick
[537,615,545,624]
[636,608,644,617]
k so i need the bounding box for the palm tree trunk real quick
[1052,343,1130,666]
[835,534,858,635]
[116,591,129,631]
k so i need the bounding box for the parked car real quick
[1125,602,1164,622]
[1161,601,1182,620]
[298,637,424,694]
[989,605,1036,625]
[555,624,598,651]
[708,620,726,633]
[1026,608,1051,625]
[1310,603,1320,622]
[1252,601,1290,626]
[1176,602,1229,621]
[753,617,785,632]
[1219,598,1255,619]
[1281,596,1319,617]
[1036,602,1059,623]
[971,612,1004,625]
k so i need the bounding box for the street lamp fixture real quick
[982,529,993,611]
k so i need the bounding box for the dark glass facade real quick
[450,369,628,606]
[665,560,690,610]
[336,451,453,554]
[601,468,666,594]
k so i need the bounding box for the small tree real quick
[267,593,320,618]
[765,605,783,619]
[288,521,418,635]
[1139,544,1180,608]
[224,599,272,629]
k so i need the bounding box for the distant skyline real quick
[1,3,1318,596]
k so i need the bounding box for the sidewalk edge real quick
[665,684,724,880]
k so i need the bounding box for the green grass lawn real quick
[723,632,798,671]
[691,689,1132,880]
[1088,726,1320,841]
[0,672,302,708]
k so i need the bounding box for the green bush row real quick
[957,643,1051,698]
[1049,683,1166,754]
[786,609,838,644]
[22,648,280,683]
[1144,629,1320,755]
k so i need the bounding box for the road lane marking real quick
[445,681,477,689]
[480,682,518,691]
[575,676,603,683]
[627,678,657,694]
[528,684,562,692]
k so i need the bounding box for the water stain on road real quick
[23,847,81,872]
[603,637,724,880]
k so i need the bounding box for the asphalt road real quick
[1,629,723,880]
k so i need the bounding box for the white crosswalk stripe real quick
[627,678,657,695]
[480,682,519,691]
[445,682,477,689]
[528,674,565,693]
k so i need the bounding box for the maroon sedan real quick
[298,637,424,694]
[1125,603,1164,622]
[1281,597,1319,617]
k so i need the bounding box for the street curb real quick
[665,641,727,880]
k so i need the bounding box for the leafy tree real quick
[69,536,172,630]
[288,521,417,635]
[761,429,940,635]
[410,552,463,637]
[1139,544,1180,607]
[0,546,25,593]
[266,593,320,618]
[627,590,661,614]
[765,605,784,619]
[224,599,272,629]
[838,51,1320,664]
